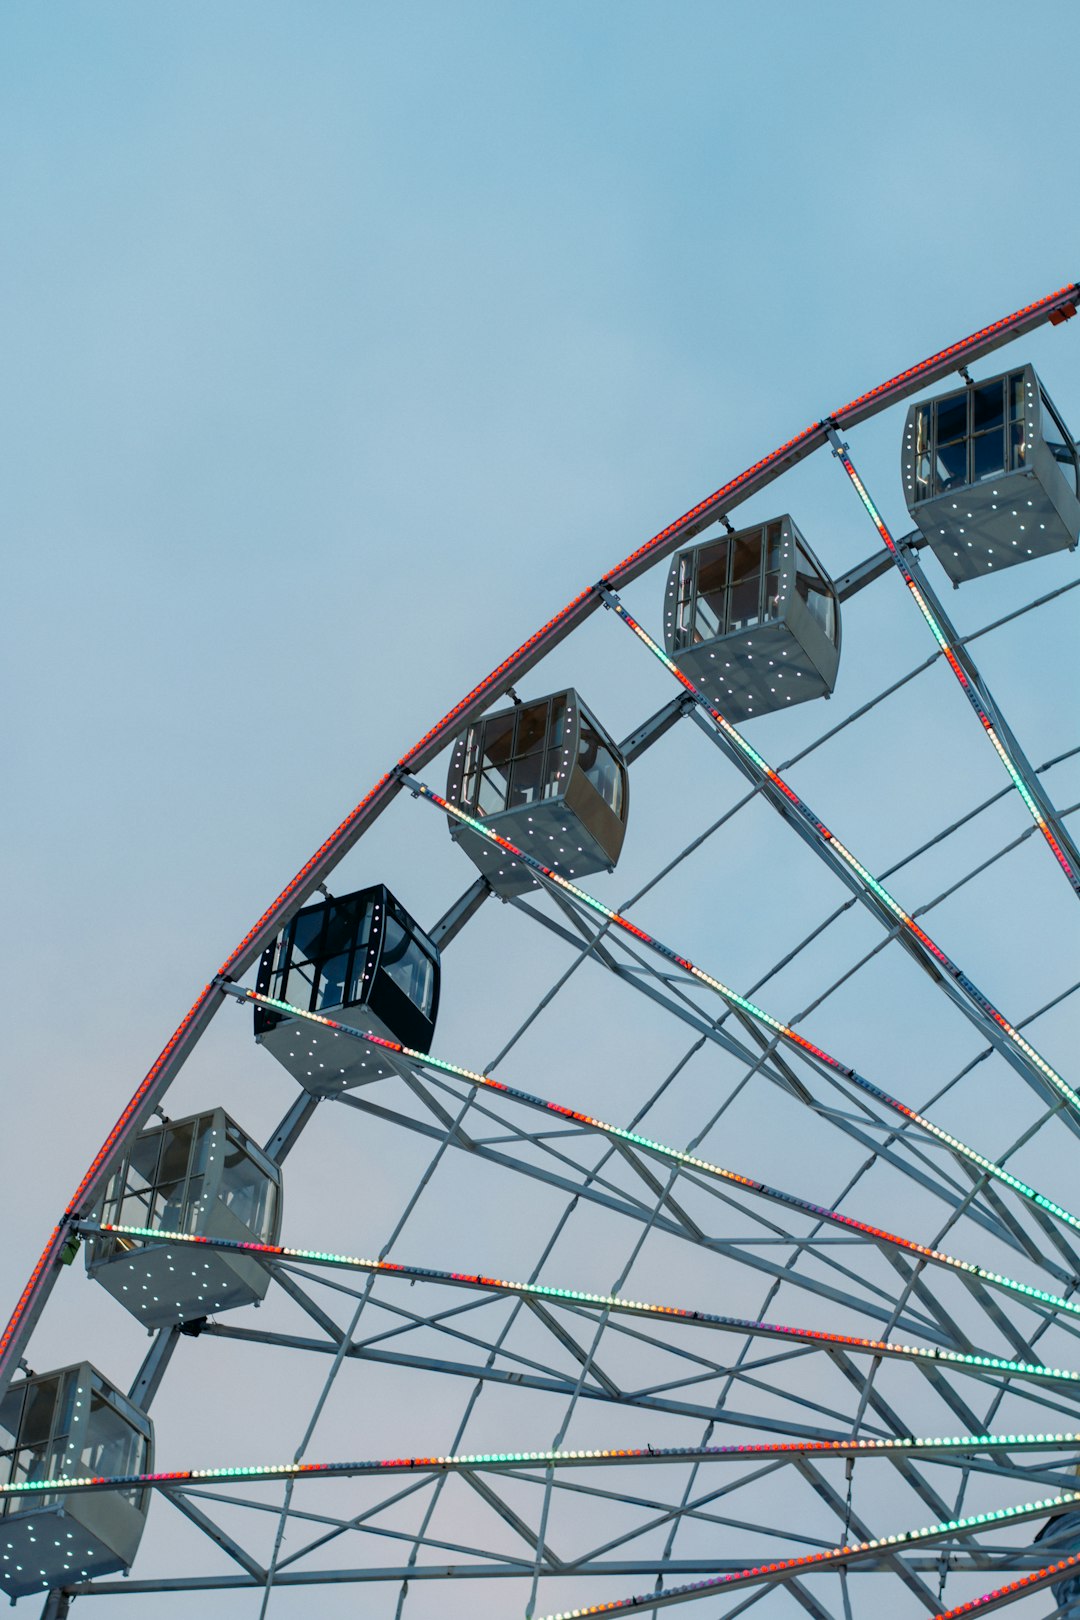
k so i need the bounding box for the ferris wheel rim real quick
[3,273,1076,1409]
[3,282,1079,1619]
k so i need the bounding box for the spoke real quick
[526,865,1076,1260]
[7,286,1079,1620]
[600,588,1079,1122]
[934,1552,1080,1618]
[223,990,1080,1342]
[829,427,1080,897]
[77,1221,1080,1404]
[535,1490,1080,1619]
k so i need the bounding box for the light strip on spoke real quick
[84,1221,1080,1391]
[935,1552,1080,1618]
[227,989,1080,1327]
[831,437,1079,896]
[602,592,1078,1115]
[398,777,1080,1233]
[537,1491,1080,1617]
[7,1432,1080,1500]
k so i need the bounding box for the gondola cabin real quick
[902,364,1080,583]
[86,1108,281,1326]
[664,517,841,722]
[0,1363,152,1599]
[445,689,629,897]
[255,885,440,1093]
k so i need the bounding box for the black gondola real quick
[254,885,440,1091]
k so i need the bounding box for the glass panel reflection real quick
[936,392,967,444]
[972,431,1006,481]
[508,750,545,807]
[578,715,624,816]
[219,1132,275,1237]
[1010,421,1027,469]
[381,916,437,1017]
[516,702,549,755]
[972,381,1004,433]
[935,440,967,489]
[794,544,837,644]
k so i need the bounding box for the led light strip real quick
[936,1552,1080,1618]
[233,988,1080,1329]
[2,285,1074,1404]
[600,591,1080,1118]
[831,435,1080,898]
[537,1492,1080,1618]
[4,1431,1080,1502]
[86,1220,1080,1392]
[609,286,1079,583]
[398,775,1080,1234]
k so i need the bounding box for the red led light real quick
[934,1553,1080,1618]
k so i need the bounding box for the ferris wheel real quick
[2,283,1080,1620]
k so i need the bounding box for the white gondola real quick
[664,516,840,721]
[445,689,629,896]
[86,1108,281,1325]
[902,364,1080,583]
[0,1363,151,1599]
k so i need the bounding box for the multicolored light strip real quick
[235,989,1080,1328]
[608,286,1079,584]
[2,284,1074,1403]
[85,1220,1080,1392]
[602,591,1080,1117]
[936,1552,1080,1618]
[830,433,1080,898]
[6,1431,1080,1501]
[537,1492,1080,1618]
[399,774,1080,1239]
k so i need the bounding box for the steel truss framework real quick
[5,284,1080,1620]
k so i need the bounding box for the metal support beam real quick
[596,590,1080,1136]
[263,1091,320,1163]
[834,529,928,600]
[128,1325,181,1409]
[682,687,1079,1131]
[506,890,1037,1255]
[166,1491,267,1581]
[828,427,1080,900]
[428,875,492,948]
[618,694,694,763]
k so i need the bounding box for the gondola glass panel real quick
[664,516,840,721]
[902,364,1080,583]
[254,885,440,1092]
[0,1363,151,1599]
[446,690,629,896]
[86,1109,281,1325]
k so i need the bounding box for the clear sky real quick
[2,4,1080,1616]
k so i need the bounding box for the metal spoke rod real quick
[828,425,1080,899]
[19,1432,1080,1504]
[599,587,1079,1129]
[391,779,1080,1252]
[532,1489,1080,1620]
[222,986,1080,1343]
[72,1221,1080,1403]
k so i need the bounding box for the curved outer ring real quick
[2,281,1076,1401]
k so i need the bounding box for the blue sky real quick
[2,4,1079,1615]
